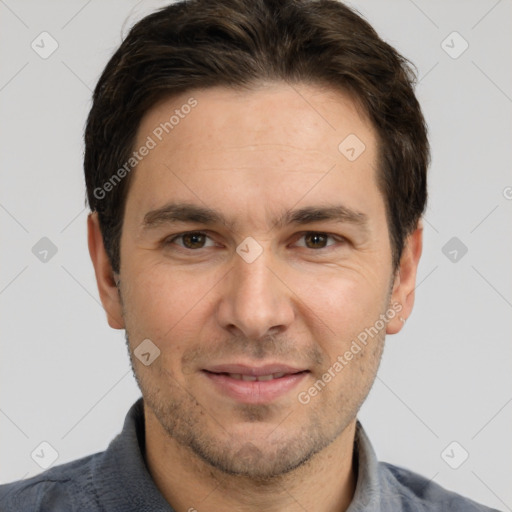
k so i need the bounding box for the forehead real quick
[138,82,373,158]
[125,82,382,229]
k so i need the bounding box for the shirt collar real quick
[346,421,384,511]
[93,398,174,511]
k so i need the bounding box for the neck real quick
[144,410,357,512]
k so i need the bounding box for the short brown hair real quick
[84,0,429,274]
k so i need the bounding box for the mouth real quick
[201,364,309,404]
[209,371,292,382]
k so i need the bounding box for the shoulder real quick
[0,452,102,512]
[380,461,502,512]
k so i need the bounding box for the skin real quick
[88,82,422,512]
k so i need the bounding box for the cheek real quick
[292,270,387,354]
[122,265,218,381]
[122,261,220,341]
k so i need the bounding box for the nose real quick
[215,250,295,340]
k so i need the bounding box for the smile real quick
[220,372,287,382]
[201,365,309,404]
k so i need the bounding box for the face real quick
[90,82,417,479]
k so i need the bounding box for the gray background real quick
[1,0,511,509]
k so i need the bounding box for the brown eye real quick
[168,231,215,250]
[304,233,329,249]
[182,232,206,249]
[292,232,346,251]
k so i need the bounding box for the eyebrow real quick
[140,201,369,233]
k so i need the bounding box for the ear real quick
[87,212,125,329]
[386,220,423,335]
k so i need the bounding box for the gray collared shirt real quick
[0,398,501,511]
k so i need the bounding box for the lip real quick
[202,363,309,404]
[204,363,306,376]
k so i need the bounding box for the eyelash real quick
[164,231,346,251]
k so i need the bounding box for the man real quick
[0,0,501,510]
